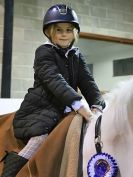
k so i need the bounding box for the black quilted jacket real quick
[13,44,105,141]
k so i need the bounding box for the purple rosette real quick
[87,152,119,177]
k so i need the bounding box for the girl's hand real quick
[77,105,93,121]
[91,108,102,117]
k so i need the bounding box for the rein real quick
[87,114,119,177]
[95,115,103,154]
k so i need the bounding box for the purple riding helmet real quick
[42,3,80,37]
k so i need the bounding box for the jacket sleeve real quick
[34,45,82,106]
[78,53,106,109]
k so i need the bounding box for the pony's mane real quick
[104,78,133,102]
[105,78,133,105]
[104,78,133,132]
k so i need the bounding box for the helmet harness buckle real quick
[57,5,67,15]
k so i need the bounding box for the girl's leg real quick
[19,134,48,159]
[1,134,48,177]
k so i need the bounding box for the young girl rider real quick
[1,3,105,177]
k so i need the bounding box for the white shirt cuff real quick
[64,106,72,113]
[71,99,84,111]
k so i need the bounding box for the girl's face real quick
[52,23,74,48]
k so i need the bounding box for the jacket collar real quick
[44,41,79,58]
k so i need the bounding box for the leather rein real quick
[95,115,103,154]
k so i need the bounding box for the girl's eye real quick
[56,28,62,32]
[67,28,73,32]
[55,28,73,33]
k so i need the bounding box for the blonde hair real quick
[45,23,79,43]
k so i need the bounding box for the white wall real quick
[77,39,133,91]
[0,99,23,115]
[93,43,133,91]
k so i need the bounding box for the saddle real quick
[0,112,83,177]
